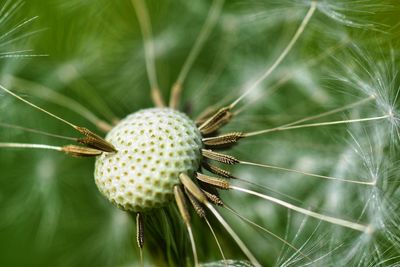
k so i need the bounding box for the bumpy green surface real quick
[95,108,202,212]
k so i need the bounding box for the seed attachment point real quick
[196,172,230,190]
[202,132,243,147]
[62,145,103,157]
[198,107,233,135]
[136,213,145,249]
[202,149,239,165]
[76,126,117,153]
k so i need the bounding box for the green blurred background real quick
[1,0,400,266]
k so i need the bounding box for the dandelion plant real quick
[0,0,399,266]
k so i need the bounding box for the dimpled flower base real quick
[94,108,202,212]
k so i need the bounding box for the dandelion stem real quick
[234,42,352,116]
[0,28,46,49]
[237,177,303,204]
[0,0,23,26]
[0,122,77,141]
[0,83,77,129]
[224,204,310,260]
[204,216,226,263]
[206,203,262,267]
[0,16,38,42]
[139,248,144,267]
[8,76,113,132]
[243,114,391,137]
[273,96,375,129]
[174,185,199,266]
[195,94,235,124]
[0,53,46,59]
[0,143,103,157]
[169,0,225,109]
[230,1,317,109]
[0,142,62,151]
[55,66,120,124]
[0,83,115,152]
[230,185,371,233]
[187,225,199,267]
[131,0,165,107]
[193,21,236,105]
[0,49,32,56]
[239,160,375,186]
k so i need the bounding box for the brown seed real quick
[195,106,218,126]
[136,213,145,248]
[202,190,224,206]
[202,161,235,178]
[179,173,207,203]
[76,126,117,152]
[196,172,230,190]
[62,145,103,157]
[185,188,206,218]
[198,107,233,135]
[202,132,243,147]
[202,149,239,165]
[174,185,191,224]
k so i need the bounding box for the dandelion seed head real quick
[95,108,202,212]
[1,0,400,266]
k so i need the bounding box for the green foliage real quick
[1,0,400,266]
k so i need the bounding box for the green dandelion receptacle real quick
[94,108,203,212]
